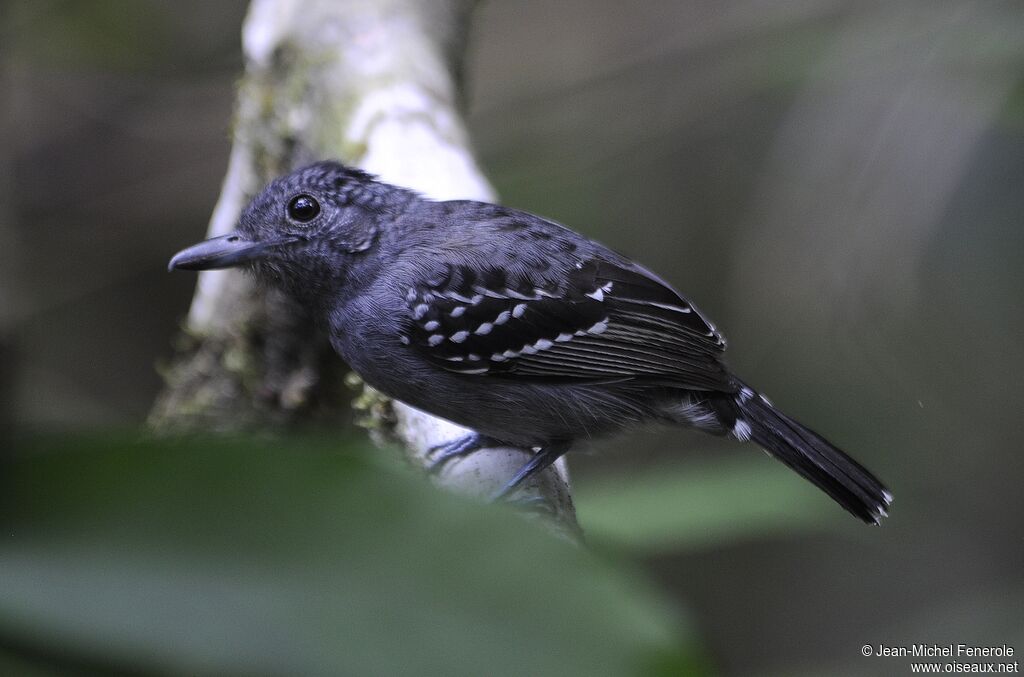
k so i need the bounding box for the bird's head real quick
[169,161,406,298]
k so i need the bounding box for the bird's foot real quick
[491,442,571,501]
[425,433,500,473]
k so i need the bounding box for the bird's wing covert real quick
[401,257,732,391]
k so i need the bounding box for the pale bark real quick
[151,0,578,537]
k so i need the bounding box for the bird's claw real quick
[425,433,496,473]
[489,441,571,501]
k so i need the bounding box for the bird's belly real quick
[359,353,642,446]
[331,315,653,445]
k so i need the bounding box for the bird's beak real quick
[168,232,292,272]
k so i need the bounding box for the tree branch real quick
[151,0,579,538]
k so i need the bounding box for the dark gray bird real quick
[169,161,892,524]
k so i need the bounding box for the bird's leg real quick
[426,433,501,473]
[492,442,572,501]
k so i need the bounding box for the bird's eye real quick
[287,194,320,223]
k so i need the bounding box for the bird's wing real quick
[402,256,732,391]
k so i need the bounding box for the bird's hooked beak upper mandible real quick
[168,232,298,272]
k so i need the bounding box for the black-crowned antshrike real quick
[170,161,892,524]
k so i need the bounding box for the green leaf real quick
[576,456,834,553]
[0,433,709,676]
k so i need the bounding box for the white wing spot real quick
[447,292,485,305]
[412,304,429,320]
[459,367,489,375]
[450,331,469,343]
[475,322,493,335]
[406,288,417,303]
[738,387,754,404]
[423,320,440,331]
[587,319,609,335]
[512,303,527,318]
[494,310,511,325]
[399,334,410,345]
[534,338,553,350]
[502,349,520,359]
[647,300,691,313]
[474,285,507,299]
[427,334,444,347]
[490,353,507,362]
[585,282,614,301]
[450,306,466,318]
[555,332,574,342]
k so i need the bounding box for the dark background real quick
[3,1,1023,675]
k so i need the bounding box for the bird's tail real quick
[728,385,892,524]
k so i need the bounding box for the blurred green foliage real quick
[0,433,709,676]
[577,455,834,553]
[5,1,1024,674]
[6,1,170,71]
[3,1,246,73]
